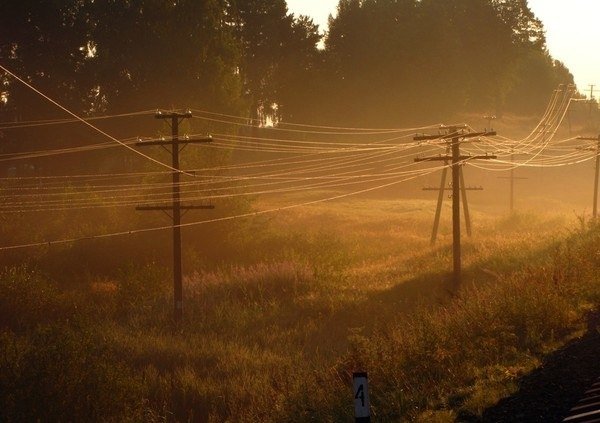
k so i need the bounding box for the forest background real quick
[0,0,575,132]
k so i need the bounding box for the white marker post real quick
[353,372,371,423]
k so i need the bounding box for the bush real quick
[0,325,146,422]
[0,266,75,331]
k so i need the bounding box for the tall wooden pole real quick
[431,165,448,245]
[137,111,213,326]
[459,166,472,237]
[170,115,183,324]
[414,127,497,289]
[576,135,600,220]
[594,136,600,219]
[451,134,461,288]
[510,152,515,212]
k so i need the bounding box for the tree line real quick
[0,0,574,129]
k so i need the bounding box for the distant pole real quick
[576,135,600,219]
[498,152,527,212]
[510,152,515,213]
[594,136,600,219]
[484,115,496,131]
[589,84,596,118]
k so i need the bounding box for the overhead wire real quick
[2,132,446,202]
[1,143,444,208]
[0,64,191,175]
[0,166,437,212]
[0,130,429,193]
[190,108,443,133]
[0,165,444,251]
[0,110,155,129]
[0,76,593,250]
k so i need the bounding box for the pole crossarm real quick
[136,136,213,146]
[155,110,193,119]
[414,130,497,141]
[136,205,215,211]
[423,186,483,191]
[414,154,497,162]
[497,176,528,180]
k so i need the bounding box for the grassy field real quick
[0,196,599,422]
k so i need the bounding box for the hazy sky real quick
[286,0,599,95]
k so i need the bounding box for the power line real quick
[0,64,190,175]
[0,166,441,251]
[1,147,442,210]
[191,108,445,133]
[0,110,155,129]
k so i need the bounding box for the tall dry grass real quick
[0,206,598,421]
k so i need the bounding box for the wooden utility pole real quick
[497,152,528,212]
[484,115,496,131]
[577,135,600,218]
[422,170,483,244]
[450,133,461,287]
[458,167,474,237]
[509,154,514,211]
[430,164,448,244]
[588,84,597,119]
[415,127,497,289]
[136,110,214,325]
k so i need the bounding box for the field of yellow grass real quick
[0,196,599,421]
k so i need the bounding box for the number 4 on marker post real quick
[353,372,371,422]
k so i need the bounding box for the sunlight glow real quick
[287,0,600,91]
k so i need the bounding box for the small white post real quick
[353,372,371,423]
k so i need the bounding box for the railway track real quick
[562,377,600,423]
[481,312,599,422]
